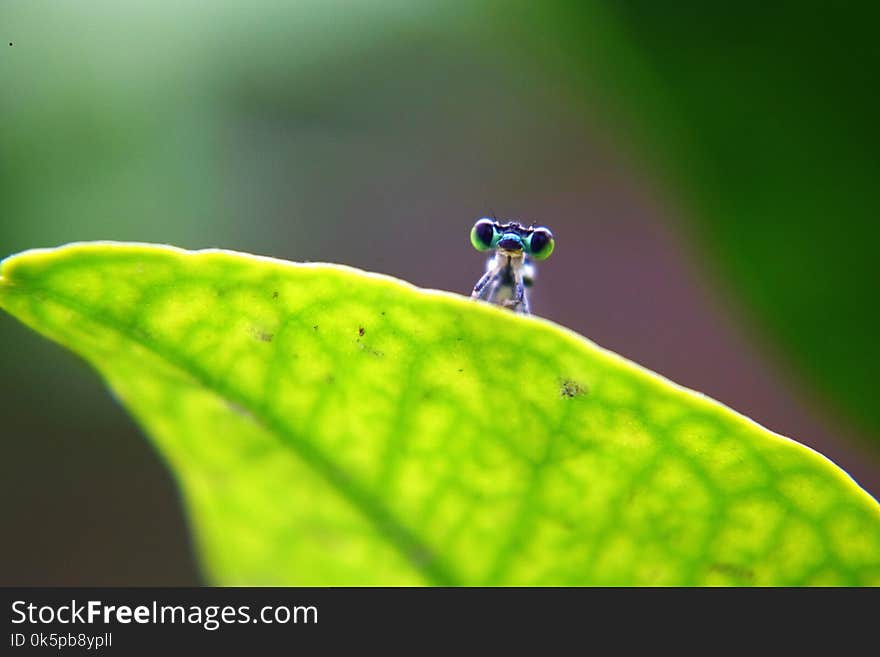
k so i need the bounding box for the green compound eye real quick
[527,227,555,260]
[470,218,497,252]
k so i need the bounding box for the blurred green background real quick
[1,0,878,584]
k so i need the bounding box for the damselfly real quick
[469,218,555,315]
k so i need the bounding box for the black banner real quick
[0,587,871,652]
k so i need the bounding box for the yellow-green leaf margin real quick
[1,242,878,585]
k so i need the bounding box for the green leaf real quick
[1,242,878,585]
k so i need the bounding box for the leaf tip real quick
[0,252,19,301]
[1,246,42,279]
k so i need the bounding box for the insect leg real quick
[472,258,501,300]
[479,274,505,304]
[519,281,531,315]
[472,270,494,299]
[503,272,530,315]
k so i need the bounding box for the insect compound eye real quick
[527,227,555,260]
[470,218,497,252]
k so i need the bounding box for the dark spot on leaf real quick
[248,327,273,342]
[709,563,755,581]
[408,547,437,568]
[357,343,383,357]
[358,326,365,337]
[380,311,386,316]
[133,328,153,341]
[458,368,464,373]
[624,486,639,505]
[313,325,319,331]
[272,290,278,299]
[560,378,587,399]
[226,401,255,421]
